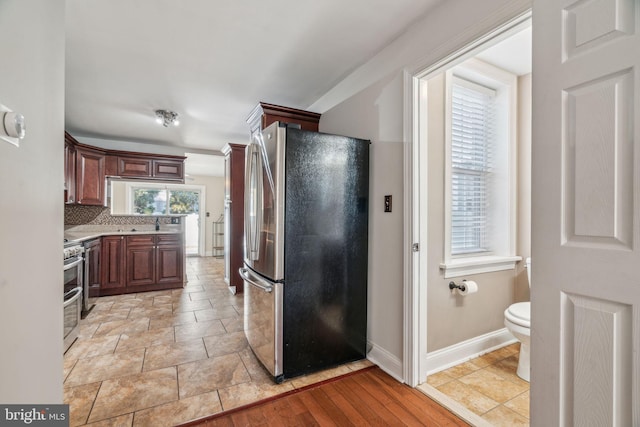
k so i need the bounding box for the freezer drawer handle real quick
[238,268,273,293]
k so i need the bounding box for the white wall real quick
[318,0,530,377]
[0,0,65,403]
[189,175,225,256]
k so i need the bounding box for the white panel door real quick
[532,0,639,425]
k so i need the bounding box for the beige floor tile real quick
[238,347,272,382]
[194,306,240,322]
[128,305,173,319]
[173,299,212,313]
[132,390,223,427]
[484,356,529,387]
[458,369,529,403]
[148,311,197,330]
[63,357,78,383]
[491,343,520,359]
[437,380,500,416]
[85,413,133,427]
[483,405,529,427]
[110,298,153,311]
[64,335,120,360]
[143,338,208,371]
[473,350,507,368]
[135,290,174,299]
[442,360,482,378]
[115,327,175,352]
[504,390,530,419]
[203,331,248,357]
[88,367,178,423]
[345,358,374,372]
[64,382,101,426]
[64,349,145,387]
[177,353,251,398]
[426,370,455,387]
[221,317,244,333]
[174,319,226,342]
[77,322,100,339]
[93,317,150,337]
[83,309,132,325]
[289,364,352,389]
[218,380,294,411]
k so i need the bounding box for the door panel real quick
[244,123,286,281]
[532,0,639,425]
[241,266,283,380]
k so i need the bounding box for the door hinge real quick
[412,243,419,252]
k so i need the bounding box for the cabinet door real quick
[64,140,76,204]
[156,243,183,285]
[152,159,184,181]
[101,236,125,290]
[126,235,156,287]
[118,157,152,178]
[76,147,106,205]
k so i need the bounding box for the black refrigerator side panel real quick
[283,128,369,379]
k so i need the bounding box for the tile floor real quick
[425,343,530,427]
[63,256,372,427]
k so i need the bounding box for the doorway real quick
[405,12,532,420]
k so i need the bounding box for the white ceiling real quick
[476,25,532,76]
[65,0,445,163]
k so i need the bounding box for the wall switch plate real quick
[171,217,180,224]
[384,195,392,212]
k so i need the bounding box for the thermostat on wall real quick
[0,103,26,147]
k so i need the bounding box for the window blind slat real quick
[450,80,495,255]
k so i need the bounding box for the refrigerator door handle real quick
[239,267,273,293]
[244,142,263,261]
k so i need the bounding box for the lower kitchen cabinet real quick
[83,238,102,297]
[101,236,126,292]
[99,233,184,296]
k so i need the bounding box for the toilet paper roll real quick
[459,280,478,295]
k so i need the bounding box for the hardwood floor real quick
[181,367,470,427]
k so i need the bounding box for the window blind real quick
[450,79,496,255]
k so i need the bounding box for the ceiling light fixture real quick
[155,109,179,127]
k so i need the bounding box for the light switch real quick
[384,195,392,212]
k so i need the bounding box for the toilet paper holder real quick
[448,280,467,292]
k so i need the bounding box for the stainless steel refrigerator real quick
[239,121,369,383]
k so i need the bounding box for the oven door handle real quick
[63,287,83,308]
[64,257,84,271]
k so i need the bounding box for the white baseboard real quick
[367,341,404,382]
[425,328,517,375]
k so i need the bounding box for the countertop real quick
[64,225,183,244]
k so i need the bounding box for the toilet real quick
[504,257,531,381]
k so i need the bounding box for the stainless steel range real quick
[63,241,84,353]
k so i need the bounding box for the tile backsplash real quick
[65,205,174,227]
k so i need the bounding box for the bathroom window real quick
[441,59,520,278]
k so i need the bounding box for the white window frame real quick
[440,58,520,278]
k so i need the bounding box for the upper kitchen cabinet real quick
[246,102,321,137]
[76,145,107,206]
[114,154,185,181]
[64,132,77,204]
[64,131,187,205]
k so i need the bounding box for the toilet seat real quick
[505,302,530,328]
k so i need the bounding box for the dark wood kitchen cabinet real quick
[246,102,321,136]
[83,238,102,298]
[125,234,183,291]
[64,131,186,204]
[101,236,125,291]
[115,155,185,181]
[64,133,77,204]
[222,143,245,294]
[75,146,107,206]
